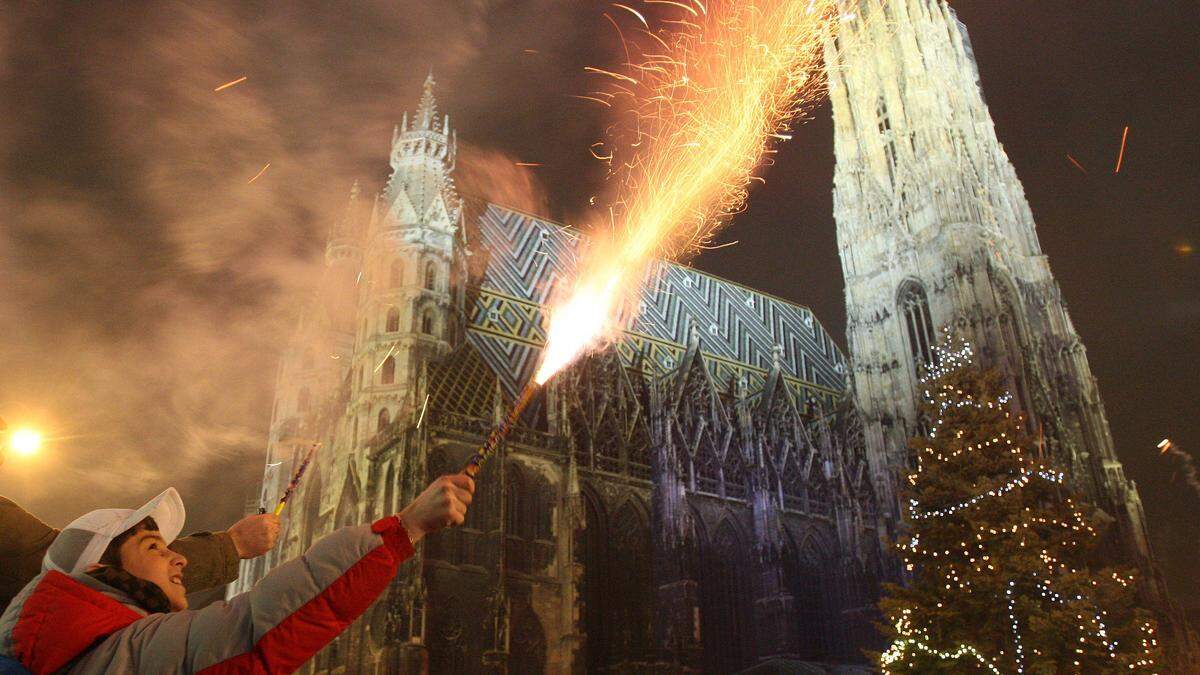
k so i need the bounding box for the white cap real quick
[43,488,186,575]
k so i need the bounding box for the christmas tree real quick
[878,338,1161,673]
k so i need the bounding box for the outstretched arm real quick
[82,475,474,674]
[171,513,281,593]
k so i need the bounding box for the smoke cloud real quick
[0,0,611,532]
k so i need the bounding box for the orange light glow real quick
[533,0,837,384]
[9,428,43,457]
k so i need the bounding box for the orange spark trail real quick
[1114,126,1129,173]
[1066,154,1088,175]
[246,163,271,184]
[534,0,837,384]
[214,76,248,92]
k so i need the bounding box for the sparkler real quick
[266,442,319,516]
[461,0,836,478]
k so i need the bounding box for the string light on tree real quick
[877,336,1161,673]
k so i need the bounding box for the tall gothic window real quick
[898,281,935,370]
[381,355,396,384]
[610,504,654,662]
[390,260,403,288]
[785,536,834,661]
[386,306,400,332]
[424,262,437,290]
[377,407,390,431]
[877,97,896,187]
[421,310,435,336]
[700,523,753,673]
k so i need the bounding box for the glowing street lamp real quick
[9,428,43,457]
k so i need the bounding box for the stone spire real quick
[415,70,438,131]
[384,70,460,230]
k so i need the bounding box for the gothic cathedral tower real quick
[341,73,465,524]
[826,0,1155,570]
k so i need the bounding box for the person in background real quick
[0,473,473,674]
[0,415,281,611]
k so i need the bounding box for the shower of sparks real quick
[533,0,837,384]
[515,162,543,167]
[1113,125,1129,173]
[247,163,271,184]
[213,76,248,92]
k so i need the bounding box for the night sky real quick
[0,2,1196,612]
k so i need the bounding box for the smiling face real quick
[112,528,189,611]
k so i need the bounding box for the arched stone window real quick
[877,97,896,187]
[577,491,610,672]
[302,467,323,547]
[609,503,654,662]
[386,306,400,332]
[383,463,396,516]
[297,387,311,413]
[421,310,435,336]
[381,355,396,385]
[509,599,546,674]
[377,407,390,431]
[898,280,935,370]
[390,260,403,288]
[700,521,753,673]
[424,261,437,290]
[785,534,835,661]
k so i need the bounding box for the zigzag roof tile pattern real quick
[465,204,848,402]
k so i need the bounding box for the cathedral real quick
[232,1,1190,672]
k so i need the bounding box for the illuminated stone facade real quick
[233,74,887,673]
[827,0,1193,664]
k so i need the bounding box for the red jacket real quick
[0,516,413,674]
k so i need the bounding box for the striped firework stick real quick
[461,381,539,479]
[272,442,320,515]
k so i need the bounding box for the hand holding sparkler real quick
[227,513,281,559]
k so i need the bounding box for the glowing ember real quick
[1114,125,1129,174]
[247,162,271,184]
[213,76,248,92]
[533,0,836,384]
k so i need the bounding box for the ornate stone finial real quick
[416,69,437,131]
[349,179,361,201]
[771,343,784,370]
[687,323,700,347]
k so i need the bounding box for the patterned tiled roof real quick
[466,204,847,402]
